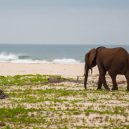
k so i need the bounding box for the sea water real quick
[0,44,129,64]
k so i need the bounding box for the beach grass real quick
[0,74,129,128]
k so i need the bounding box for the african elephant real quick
[84,47,129,91]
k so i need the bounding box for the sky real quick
[0,0,129,44]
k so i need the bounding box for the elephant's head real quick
[84,48,97,89]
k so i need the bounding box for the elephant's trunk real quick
[84,63,89,89]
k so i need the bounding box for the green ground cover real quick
[0,74,129,128]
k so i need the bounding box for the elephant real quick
[84,46,129,91]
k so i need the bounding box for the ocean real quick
[0,44,129,64]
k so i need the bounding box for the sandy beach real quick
[0,63,128,129]
[0,63,128,128]
[0,62,126,82]
[0,63,87,78]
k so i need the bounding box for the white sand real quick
[0,63,126,81]
[0,63,87,78]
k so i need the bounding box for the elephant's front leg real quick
[98,68,110,90]
[108,72,118,90]
[97,75,102,90]
[97,63,110,90]
[101,73,110,90]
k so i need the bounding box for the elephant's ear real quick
[88,48,96,68]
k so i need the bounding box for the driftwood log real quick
[48,76,84,84]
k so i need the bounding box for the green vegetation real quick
[0,74,129,128]
[0,74,62,86]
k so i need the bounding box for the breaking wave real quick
[53,59,80,64]
[0,52,81,64]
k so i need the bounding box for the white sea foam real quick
[11,59,49,64]
[53,58,80,64]
[0,52,18,61]
[0,52,81,64]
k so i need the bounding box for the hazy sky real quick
[0,0,129,44]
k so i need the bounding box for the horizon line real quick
[0,43,128,45]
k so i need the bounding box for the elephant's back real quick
[98,47,129,72]
[100,47,128,57]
